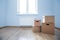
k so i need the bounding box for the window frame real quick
[17,0,38,15]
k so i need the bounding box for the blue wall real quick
[6,0,54,26]
[54,0,60,28]
[0,0,60,28]
[0,0,6,26]
[6,0,21,26]
[38,0,54,22]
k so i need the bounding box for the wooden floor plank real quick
[0,27,54,40]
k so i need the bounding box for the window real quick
[17,0,38,14]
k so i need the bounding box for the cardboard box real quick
[43,16,54,23]
[42,23,55,34]
[33,26,40,32]
[34,20,40,27]
[33,20,41,32]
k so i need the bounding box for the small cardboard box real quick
[33,26,40,32]
[43,16,54,23]
[34,20,40,27]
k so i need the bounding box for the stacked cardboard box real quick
[42,23,54,34]
[42,16,55,34]
[33,27,40,32]
[34,20,40,27]
[43,16,54,23]
[33,20,40,32]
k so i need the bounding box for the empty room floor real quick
[0,27,55,40]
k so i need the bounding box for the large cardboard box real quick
[43,16,54,23]
[42,22,55,34]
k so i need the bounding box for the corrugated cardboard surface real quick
[34,20,40,26]
[43,16,54,23]
[33,26,40,32]
[33,20,40,32]
[42,23,55,34]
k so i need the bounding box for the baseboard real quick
[55,27,60,30]
[2,26,33,28]
[0,26,8,29]
[18,26,33,28]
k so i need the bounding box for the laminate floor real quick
[0,27,55,40]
